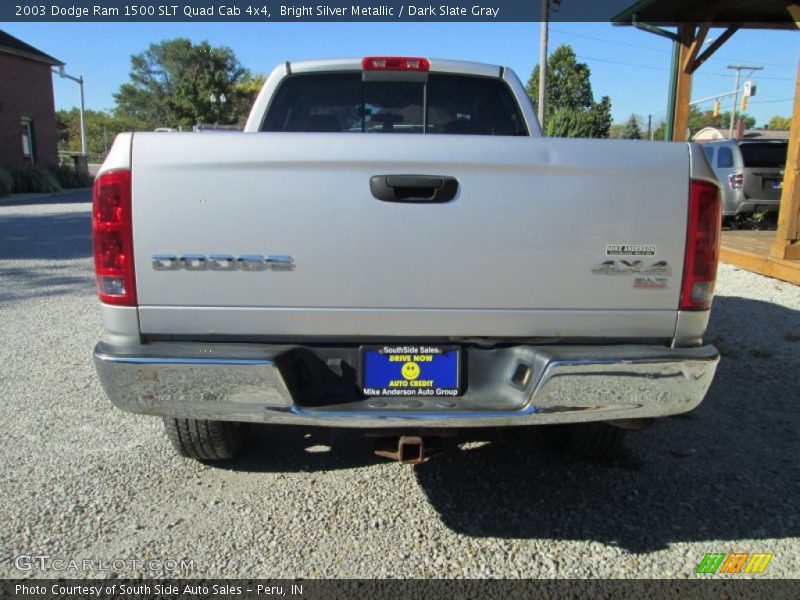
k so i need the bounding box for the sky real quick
[2,21,798,127]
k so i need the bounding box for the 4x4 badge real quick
[591,260,671,275]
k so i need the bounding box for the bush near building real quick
[0,164,92,197]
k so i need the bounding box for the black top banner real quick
[2,0,639,23]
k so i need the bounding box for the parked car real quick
[91,56,721,464]
[700,138,788,217]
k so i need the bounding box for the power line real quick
[575,54,667,71]
[550,26,795,68]
[574,54,794,80]
[730,75,793,81]
[698,73,736,91]
[550,27,670,54]
[748,97,794,104]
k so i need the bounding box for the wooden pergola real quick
[614,0,800,284]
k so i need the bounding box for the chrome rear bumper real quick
[94,342,719,428]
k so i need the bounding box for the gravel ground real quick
[1,195,798,579]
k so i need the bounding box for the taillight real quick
[728,171,743,190]
[362,56,430,71]
[680,180,721,311]
[92,169,136,306]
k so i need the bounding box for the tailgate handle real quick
[370,175,458,203]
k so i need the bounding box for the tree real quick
[231,72,267,127]
[621,115,642,140]
[767,115,791,130]
[687,105,709,134]
[608,123,625,139]
[546,107,592,138]
[652,120,666,141]
[526,44,612,138]
[56,109,145,157]
[717,111,756,130]
[114,38,247,130]
[587,96,612,139]
[686,106,756,134]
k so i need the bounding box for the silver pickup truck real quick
[92,56,721,464]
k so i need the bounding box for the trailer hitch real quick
[373,435,446,465]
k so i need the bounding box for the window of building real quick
[21,120,34,165]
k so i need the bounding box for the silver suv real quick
[700,138,787,217]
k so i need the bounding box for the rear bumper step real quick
[94,341,719,428]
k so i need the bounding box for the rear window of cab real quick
[261,72,527,136]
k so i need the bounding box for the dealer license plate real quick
[361,345,461,398]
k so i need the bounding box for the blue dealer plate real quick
[361,345,460,398]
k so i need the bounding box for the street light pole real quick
[78,75,86,155]
[537,0,548,131]
[55,66,87,156]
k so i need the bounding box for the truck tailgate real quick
[131,133,689,338]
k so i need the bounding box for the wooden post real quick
[672,24,696,141]
[771,59,800,261]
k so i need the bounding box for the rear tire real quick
[542,422,626,458]
[163,418,245,461]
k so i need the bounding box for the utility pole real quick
[537,0,548,132]
[647,114,652,140]
[727,64,762,138]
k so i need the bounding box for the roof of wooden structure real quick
[612,0,800,30]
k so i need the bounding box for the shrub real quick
[51,164,93,189]
[0,167,13,197]
[7,166,61,194]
